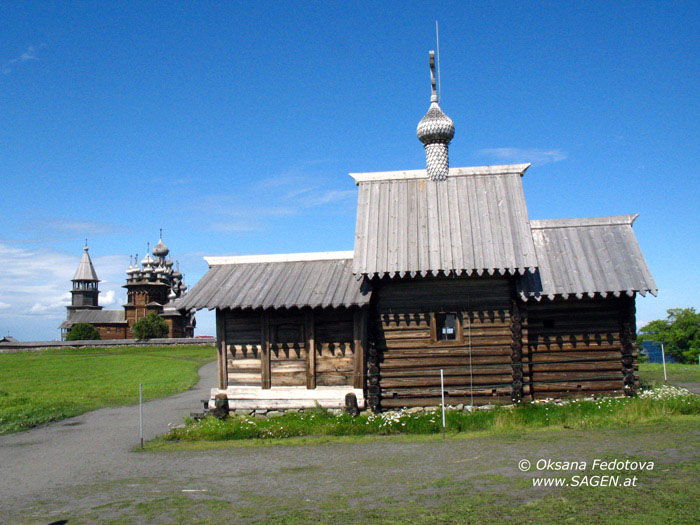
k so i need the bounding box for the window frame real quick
[430,311,464,345]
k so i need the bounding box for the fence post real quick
[139,383,143,448]
[440,369,446,438]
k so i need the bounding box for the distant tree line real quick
[638,308,700,363]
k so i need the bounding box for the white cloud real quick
[478,148,567,166]
[101,290,116,306]
[3,45,42,75]
[0,301,11,310]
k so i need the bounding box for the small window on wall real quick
[432,313,461,343]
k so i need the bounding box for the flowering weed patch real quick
[162,386,700,443]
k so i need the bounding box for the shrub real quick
[131,312,169,340]
[66,323,101,341]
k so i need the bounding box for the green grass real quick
[0,345,215,434]
[639,362,700,387]
[155,387,700,446]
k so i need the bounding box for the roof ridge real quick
[349,164,531,184]
[530,215,639,230]
[205,251,354,266]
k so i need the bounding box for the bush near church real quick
[131,312,169,340]
[66,323,101,341]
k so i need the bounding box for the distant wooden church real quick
[177,52,656,412]
[60,236,195,340]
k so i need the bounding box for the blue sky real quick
[1,2,698,340]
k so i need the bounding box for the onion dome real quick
[141,253,154,267]
[168,288,177,301]
[152,236,169,257]
[417,102,454,145]
[416,51,455,181]
[126,256,138,277]
[165,257,174,268]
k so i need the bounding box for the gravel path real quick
[2,366,699,523]
[0,361,216,511]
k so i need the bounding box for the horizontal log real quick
[527,361,623,372]
[380,395,511,408]
[227,373,261,385]
[227,358,261,371]
[381,375,514,389]
[380,365,514,377]
[317,374,354,387]
[530,380,623,392]
[530,371,623,382]
[382,347,512,358]
[383,386,513,397]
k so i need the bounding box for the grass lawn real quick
[151,384,700,448]
[639,362,700,387]
[0,345,215,434]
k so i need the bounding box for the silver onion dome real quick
[417,103,455,145]
[416,51,455,181]
[153,238,169,257]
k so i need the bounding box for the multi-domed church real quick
[59,234,195,340]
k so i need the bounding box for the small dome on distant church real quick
[153,239,169,257]
[141,253,154,267]
[153,230,169,257]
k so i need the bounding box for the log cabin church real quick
[177,52,657,412]
[60,236,195,340]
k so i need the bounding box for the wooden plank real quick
[353,309,365,389]
[216,312,227,390]
[305,310,316,389]
[261,311,271,389]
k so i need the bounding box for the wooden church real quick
[60,236,195,340]
[177,52,656,412]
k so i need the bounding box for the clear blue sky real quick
[1,2,698,340]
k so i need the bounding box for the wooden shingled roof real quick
[176,253,370,311]
[350,164,537,278]
[517,215,657,300]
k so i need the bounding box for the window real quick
[432,312,462,343]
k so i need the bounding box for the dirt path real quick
[0,361,216,514]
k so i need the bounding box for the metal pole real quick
[661,343,667,382]
[440,369,446,437]
[139,383,143,448]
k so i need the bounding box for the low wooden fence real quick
[0,337,216,353]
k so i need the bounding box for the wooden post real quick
[619,295,637,396]
[305,310,316,389]
[261,311,271,389]
[353,308,366,389]
[510,300,524,404]
[216,310,227,390]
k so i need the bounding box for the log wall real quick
[370,277,517,409]
[219,308,361,389]
[525,296,637,399]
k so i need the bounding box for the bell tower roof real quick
[72,241,100,282]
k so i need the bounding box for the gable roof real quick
[351,164,538,278]
[176,252,369,311]
[59,309,126,329]
[517,215,658,300]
